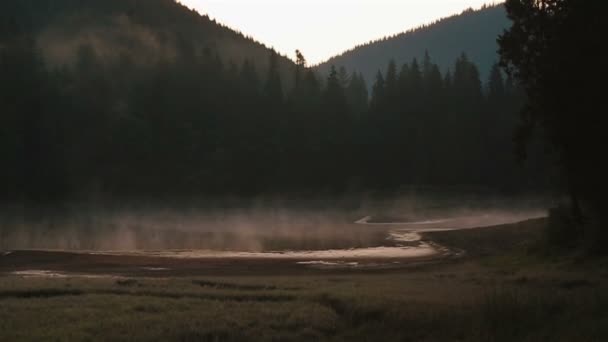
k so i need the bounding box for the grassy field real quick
[2,219,608,341]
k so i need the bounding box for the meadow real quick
[2,218,608,341]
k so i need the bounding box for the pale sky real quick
[178,0,502,65]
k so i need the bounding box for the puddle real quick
[12,270,67,278]
[297,261,360,267]
[296,260,406,270]
[141,267,169,271]
[297,261,360,268]
[388,231,422,243]
[356,216,451,225]
[11,270,119,279]
[91,245,438,260]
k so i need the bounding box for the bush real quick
[546,205,579,249]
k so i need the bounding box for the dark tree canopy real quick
[499,0,606,248]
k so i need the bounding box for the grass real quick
[2,218,608,341]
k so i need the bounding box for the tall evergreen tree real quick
[337,66,350,89]
[294,49,306,90]
[385,59,399,103]
[370,70,386,114]
[487,62,505,100]
[346,72,368,117]
[264,50,284,104]
[499,0,605,247]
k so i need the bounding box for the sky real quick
[178,0,502,65]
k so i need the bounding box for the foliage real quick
[499,0,606,249]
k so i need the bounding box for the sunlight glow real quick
[178,0,502,64]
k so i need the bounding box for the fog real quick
[37,14,178,68]
[0,193,549,253]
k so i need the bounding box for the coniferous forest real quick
[0,39,543,199]
[318,4,510,88]
[0,0,549,203]
[2,1,608,341]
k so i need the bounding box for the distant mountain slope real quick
[0,0,296,85]
[316,4,509,86]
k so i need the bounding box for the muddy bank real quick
[0,250,450,276]
[421,217,547,257]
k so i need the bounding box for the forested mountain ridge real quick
[1,1,547,201]
[0,0,296,86]
[316,5,509,87]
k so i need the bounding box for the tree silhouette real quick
[264,50,284,104]
[294,49,306,90]
[0,0,546,202]
[499,0,605,249]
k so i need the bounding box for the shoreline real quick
[0,215,545,276]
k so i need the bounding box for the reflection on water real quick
[11,270,120,279]
[1,202,548,270]
[74,211,545,269]
[88,243,438,259]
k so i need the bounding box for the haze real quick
[178,0,502,64]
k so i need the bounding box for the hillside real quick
[0,1,545,200]
[0,0,296,85]
[316,4,510,86]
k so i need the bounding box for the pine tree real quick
[409,58,423,93]
[324,65,347,110]
[239,59,260,93]
[370,70,385,113]
[346,71,369,117]
[499,0,606,239]
[294,49,306,90]
[487,63,505,100]
[385,59,398,102]
[422,49,433,81]
[398,63,410,95]
[264,50,284,104]
[454,53,482,102]
[338,66,350,89]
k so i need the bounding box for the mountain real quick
[0,0,296,85]
[316,4,510,87]
[1,1,545,200]
[1,0,302,199]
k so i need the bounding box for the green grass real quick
[2,218,608,341]
[2,266,608,341]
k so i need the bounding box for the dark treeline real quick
[0,1,548,203]
[363,52,534,189]
[1,33,545,202]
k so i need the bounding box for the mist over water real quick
[0,193,549,252]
